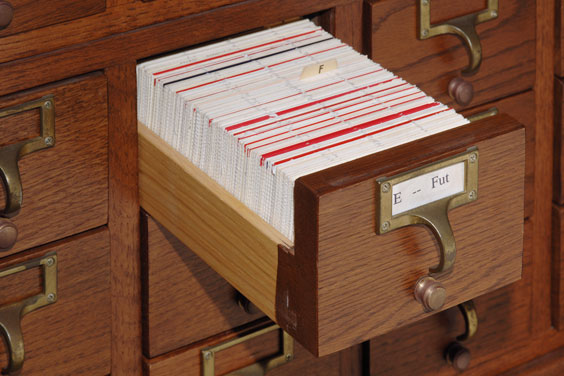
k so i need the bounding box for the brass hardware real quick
[202,324,294,376]
[0,218,17,251]
[419,0,498,76]
[456,300,478,342]
[377,149,479,311]
[0,253,58,374]
[0,1,13,30]
[414,276,446,312]
[467,107,499,123]
[0,96,55,218]
[448,77,474,107]
[444,300,478,371]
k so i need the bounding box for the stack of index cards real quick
[137,19,469,241]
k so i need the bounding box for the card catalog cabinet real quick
[0,0,561,374]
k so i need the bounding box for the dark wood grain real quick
[532,0,554,335]
[320,1,363,53]
[0,0,354,97]
[363,0,535,110]
[0,73,108,256]
[552,204,564,329]
[143,320,343,376]
[555,0,564,77]
[0,228,111,375]
[461,90,535,218]
[0,108,40,148]
[0,0,105,38]
[142,213,264,358]
[106,63,142,376]
[553,79,564,203]
[501,345,564,375]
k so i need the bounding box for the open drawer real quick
[138,113,524,357]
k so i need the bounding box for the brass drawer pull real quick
[445,300,478,371]
[0,253,58,374]
[0,96,55,219]
[377,149,479,312]
[419,0,498,76]
[202,324,294,376]
[467,107,499,123]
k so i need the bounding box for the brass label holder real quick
[0,252,58,374]
[202,324,294,376]
[377,148,479,276]
[419,0,498,75]
[0,96,55,218]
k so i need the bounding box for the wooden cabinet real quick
[0,0,560,374]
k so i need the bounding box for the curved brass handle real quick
[202,324,293,376]
[419,0,498,76]
[456,300,478,342]
[467,107,499,123]
[0,253,58,374]
[0,96,55,218]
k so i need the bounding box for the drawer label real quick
[392,162,465,215]
[376,148,478,235]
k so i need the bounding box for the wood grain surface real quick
[461,91,535,218]
[363,0,535,110]
[142,213,264,358]
[287,114,525,356]
[0,108,40,148]
[106,63,143,376]
[0,73,108,257]
[555,0,564,77]
[553,78,564,203]
[0,228,111,375]
[143,320,346,376]
[0,0,354,97]
[138,123,291,322]
[552,204,564,329]
[0,0,105,38]
[369,218,533,375]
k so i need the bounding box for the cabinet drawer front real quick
[142,213,264,358]
[0,0,106,38]
[143,320,342,376]
[0,73,108,256]
[364,0,535,110]
[0,228,111,375]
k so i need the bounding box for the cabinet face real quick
[0,228,111,375]
[369,91,537,375]
[364,0,535,110]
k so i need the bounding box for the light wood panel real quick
[138,123,291,321]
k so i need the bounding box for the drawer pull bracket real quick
[377,148,479,311]
[419,0,498,75]
[0,252,58,374]
[202,324,294,376]
[0,96,55,218]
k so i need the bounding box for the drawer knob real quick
[445,342,471,371]
[236,293,261,315]
[414,276,446,312]
[0,218,17,251]
[0,1,13,30]
[448,77,474,107]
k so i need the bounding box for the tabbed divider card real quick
[137,19,469,241]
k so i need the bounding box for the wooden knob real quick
[448,77,474,107]
[236,293,260,315]
[445,342,471,372]
[414,276,446,312]
[0,218,17,251]
[0,1,14,30]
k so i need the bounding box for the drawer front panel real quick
[142,213,264,358]
[364,0,535,110]
[0,228,111,375]
[0,0,106,38]
[0,73,108,256]
[143,321,343,376]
